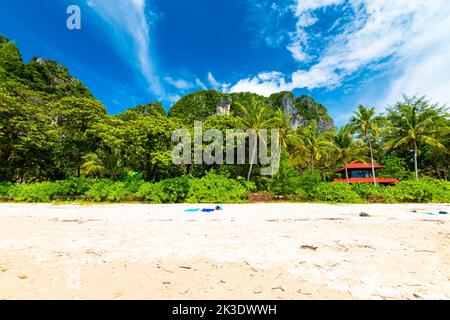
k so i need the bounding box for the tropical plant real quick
[350,105,381,185]
[333,125,366,182]
[235,100,277,181]
[298,121,335,171]
[384,96,448,179]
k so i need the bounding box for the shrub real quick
[351,184,395,203]
[136,182,162,203]
[136,177,189,203]
[10,182,63,202]
[85,179,115,202]
[187,174,248,203]
[298,169,323,197]
[389,179,450,203]
[311,183,362,203]
[55,177,91,196]
[0,182,12,196]
[157,177,190,203]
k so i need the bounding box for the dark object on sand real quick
[300,245,318,251]
[439,211,448,215]
[201,208,215,213]
[359,212,370,217]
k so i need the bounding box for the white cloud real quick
[228,72,288,97]
[167,95,181,104]
[233,0,450,107]
[164,76,193,90]
[207,72,221,89]
[87,0,163,96]
[195,78,207,90]
[207,72,229,91]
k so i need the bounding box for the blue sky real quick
[1,0,450,125]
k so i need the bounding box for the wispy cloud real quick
[233,0,450,107]
[207,72,229,91]
[87,0,163,96]
[164,76,193,90]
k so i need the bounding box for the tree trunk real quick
[247,142,257,181]
[345,166,349,184]
[367,137,377,186]
[413,140,419,179]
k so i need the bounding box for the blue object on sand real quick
[184,208,201,213]
[201,208,215,213]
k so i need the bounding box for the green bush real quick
[0,182,12,196]
[311,183,362,203]
[158,177,190,203]
[351,184,395,203]
[10,182,63,202]
[55,177,91,196]
[187,174,248,203]
[298,169,323,197]
[136,182,162,203]
[85,179,115,202]
[136,177,189,203]
[389,179,450,203]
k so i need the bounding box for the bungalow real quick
[334,161,399,186]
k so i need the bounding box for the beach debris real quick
[18,275,28,280]
[413,293,424,299]
[359,212,370,217]
[253,286,263,294]
[271,286,285,292]
[215,205,224,211]
[179,266,192,270]
[297,289,312,295]
[201,208,215,213]
[300,245,318,251]
[162,281,171,285]
[439,211,448,215]
[184,208,201,213]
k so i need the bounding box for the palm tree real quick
[274,108,295,149]
[299,121,335,171]
[81,153,103,178]
[350,105,380,185]
[236,100,277,181]
[385,96,447,179]
[333,125,367,183]
[81,150,125,180]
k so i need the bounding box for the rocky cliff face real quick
[216,97,232,115]
[169,90,334,132]
[274,92,334,133]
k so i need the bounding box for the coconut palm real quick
[236,100,277,181]
[385,96,448,179]
[81,153,102,178]
[333,125,367,183]
[350,105,380,185]
[299,120,335,171]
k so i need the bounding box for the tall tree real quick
[236,100,277,181]
[350,105,380,185]
[333,125,366,183]
[384,96,448,179]
[299,121,334,171]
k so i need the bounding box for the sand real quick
[0,203,449,300]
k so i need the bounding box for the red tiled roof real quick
[334,178,399,185]
[336,161,383,173]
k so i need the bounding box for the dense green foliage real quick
[0,34,449,204]
[1,176,448,204]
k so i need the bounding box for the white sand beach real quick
[0,203,449,300]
